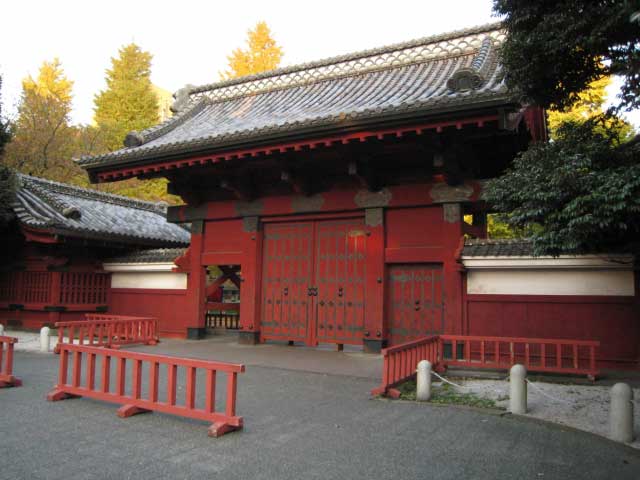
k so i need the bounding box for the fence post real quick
[610,383,634,443]
[40,326,51,353]
[509,364,527,414]
[416,360,432,401]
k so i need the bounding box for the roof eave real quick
[83,96,521,178]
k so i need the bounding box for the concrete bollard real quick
[416,360,432,401]
[0,323,4,336]
[509,364,527,414]
[610,383,634,443]
[40,326,51,353]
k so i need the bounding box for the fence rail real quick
[0,336,22,388]
[439,335,599,378]
[205,302,240,330]
[372,335,600,396]
[48,343,245,436]
[371,336,440,398]
[55,314,159,353]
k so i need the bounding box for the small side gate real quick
[387,264,445,346]
[260,218,367,346]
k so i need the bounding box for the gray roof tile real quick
[104,248,187,264]
[79,23,512,170]
[462,239,534,257]
[12,174,191,246]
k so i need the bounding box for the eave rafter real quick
[94,114,502,184]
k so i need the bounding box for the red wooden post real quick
[132,360,142,399]
[205,370,217,413]
[87,353,96,390]
[101,355,110,393]
[167,364,177,406]
[72,351,82,387]
[5,342,12,374]
[149,362,159,402]
[116,358,125,396]
[225,372,238,417]
[185,367,196,409]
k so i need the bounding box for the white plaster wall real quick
[111,272,187,290]
[467,270,635,296]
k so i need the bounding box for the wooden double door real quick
[260,218,367,345]
[387,264,445,346]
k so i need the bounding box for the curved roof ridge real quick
[124,100,208,147]
[183,22,503,99]
[18,173,168,214]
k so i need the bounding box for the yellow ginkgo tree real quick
[221,22,284,80]
[2,58,79,179]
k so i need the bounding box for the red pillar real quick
[185,221,206,339]
[238,216,263,345]
[363,207,386,353]
[441,203,465,335]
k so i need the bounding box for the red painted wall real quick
[464,294,639,368]
[109,288,190,338]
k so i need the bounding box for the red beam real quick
[96,115,500,183]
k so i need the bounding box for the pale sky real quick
[1,0,638,128]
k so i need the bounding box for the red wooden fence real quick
[440,335,599,379]
[48,343,245,436]
[0,271,109,306]
[371,336,440,398]
[372,335,600,397]
[55,314,159,353]
[0,336,22,388]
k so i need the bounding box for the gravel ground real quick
[5,328,639,449]
[441,376,640,449]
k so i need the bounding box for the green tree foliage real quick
[0,164,16,227]
[94,43,159,151]
[92,44,176,203]
[494,0,640,112]
[484,121,640,256]
[221,22,283,79]
[2,59,82,180]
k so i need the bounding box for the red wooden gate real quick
[315,219,366,344]
[261,222,315,342]
[387,264,445,346]
[260,218,367,345]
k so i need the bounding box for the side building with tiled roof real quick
[1,174,190,330]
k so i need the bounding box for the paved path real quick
[1,348,639,480]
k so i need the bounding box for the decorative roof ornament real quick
[447,37,496,93]
[124,131,145,148]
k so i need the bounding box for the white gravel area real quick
[2,328,72,353]
[447,376,640,449]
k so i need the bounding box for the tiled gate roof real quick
[78,22,512,170]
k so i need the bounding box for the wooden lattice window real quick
[0,272,52,304]
[59,272,110,305]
